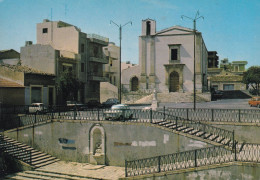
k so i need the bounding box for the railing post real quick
[187,108,189,120]
[238,109,241,122]
[125,160,128,177]
[211,109,214,122]
[150,108,152,123]
[194,150,197,167]
[232,130,235,150]
[30,150,32,165]
[158,156,161,173]
[58,106,61,116]
[74,106,76,120]
[18,116,21,127]
[234,142,237,161]
[175,117,178,130]
[98,108,100,121]
[203,123,206,139]
[163,106,165,120]
[34,113,36,124]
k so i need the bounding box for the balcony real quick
[89,57,108,64]
[87,34,109,46]
[88,75,109,82]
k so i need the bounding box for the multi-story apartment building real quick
[20,19,108,104]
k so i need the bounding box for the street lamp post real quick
[181,11,204,110]
[110,20,132,104]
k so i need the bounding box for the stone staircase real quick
[0,135,59,169]
[131,92,210,104]
[152,119,234,147]
[4,170,97,180]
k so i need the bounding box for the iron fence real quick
[0,105,30,114]
[0,135,32,165]
[2,109,234,147]
[236,143,260,162]
[125,145,233,177]
[167,108,260,123]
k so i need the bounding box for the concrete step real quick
[31,154,52,162]
[25,170,81,179]
[1,136,59,169]
[5,172,52,180]
[32,156,57,166]
[30,170,96,179]
[34,159,60,168]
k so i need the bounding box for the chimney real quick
[25,41,33,46]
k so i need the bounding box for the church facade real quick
[122,19,208,94]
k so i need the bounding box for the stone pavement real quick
[37,161,125,180]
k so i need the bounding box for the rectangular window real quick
[81,44,85,53]
[42,28,48,33]
[169,44,180,62]
[171,49,178,60]
[31,87,42,103]
[81,63,84,72]
[223,84,234,91]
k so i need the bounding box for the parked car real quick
[102,98,119,108]
[103,104,133,121]
[212,90,224,100]
[66,101,85,110]
[248,97,260,107]
[87,100,101,109]
[29,103,48,114]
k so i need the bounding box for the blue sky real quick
[0,0,259,67]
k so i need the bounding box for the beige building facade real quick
[122,19,208,94]
[208,58,248,91]
[20,19,108,104]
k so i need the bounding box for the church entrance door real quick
[169,72,179,92]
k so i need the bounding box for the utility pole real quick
[110,20,132,104]
[181,11,204,110]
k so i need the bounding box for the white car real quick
[103,104,133,120]
[29,103,47,114]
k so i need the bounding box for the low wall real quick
[4,120,211,166]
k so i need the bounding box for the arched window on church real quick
[131,77,139,91]
[146,21,151,35]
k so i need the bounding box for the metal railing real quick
[125,142,260,177]
[125,145,234,177]
[2,109,235,147]
[2,105,259,123]
[236,143,260,162]
[0,135,32,165]
[167,108,260,123]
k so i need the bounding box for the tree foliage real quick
[243,66,260,95]
[56,70,83,101]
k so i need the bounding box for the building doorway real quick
[169,72,179,92]
[131,77,139,91]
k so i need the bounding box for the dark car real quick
[212,90,224,100]
[87,100,101,108]
[102,98,119,108]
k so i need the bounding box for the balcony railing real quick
[87,34,109,43]
[89,57,108,64]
